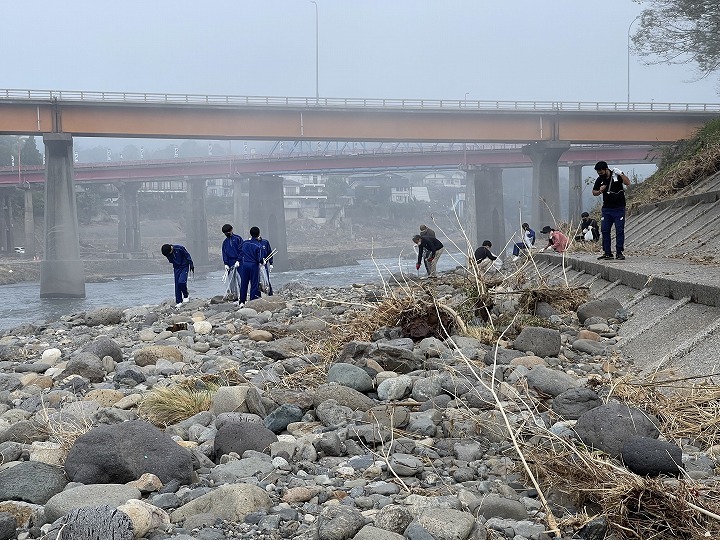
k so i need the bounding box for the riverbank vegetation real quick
[628,118,720,209]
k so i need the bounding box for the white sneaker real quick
[182,297,189,303]
[175,302,183,308]
[238,302,244,308]
[512,256,519,262]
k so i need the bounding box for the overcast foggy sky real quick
[4,0,719,105]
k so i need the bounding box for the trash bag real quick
[259,264,270,294]
[224,268,240,300]
[584,228,594,241]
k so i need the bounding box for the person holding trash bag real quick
[221,224,243,300]
[239,226,264,306]
[258,233,274,296]
[161,243,194,308]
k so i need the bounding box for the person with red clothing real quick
[539,226,569,253]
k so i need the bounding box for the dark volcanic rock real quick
[574,402,660,457]
[64,420,193,485]
[621,436,682,476]
[213,421,278,461]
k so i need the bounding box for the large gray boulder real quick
[574,402,660,457]
[327,363,374,393]
[313,383,376,412]
[213,421,278,460]
[552,387,602,420]
[525,366,580,397]
[85,307,124,327]
[63,352,106,382]
[64,420,193,485]
[0,461,67,504]
[576,298,623,325]
[44,484,141,523]
[512,327,561,357]
[81,336,123,363]
[170,484,271,523]
[43,504,134,540]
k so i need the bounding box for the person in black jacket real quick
[474,240,500,272]
[575,212,600,242]
[413,234,444,277]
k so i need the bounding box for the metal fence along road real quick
[2,89,720,113]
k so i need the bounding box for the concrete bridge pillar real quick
[40,133,85,298]
[23,188,36,259]
[117,182,142,252]
[232,177,249,236]
[522,141,571,228]
[0,190,13,254]
[568,164,584,222]
[464,166,506,254]
[185,178,209,266]
[248,175,287,271]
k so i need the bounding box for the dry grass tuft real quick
[518,285,590,315]
[525,439,720,539]
[464,324,497,344]
[138,383,217,427]
[37,406,94,458]
[608,375,720,449]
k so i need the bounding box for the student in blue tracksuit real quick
[238,226,263,306]
[221,224,243,291]
[258,233,274,296]
[161,243,194,307]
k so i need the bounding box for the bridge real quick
[0,145,655,184]
[1,89,716,298]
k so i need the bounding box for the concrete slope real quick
[535,252,720,380]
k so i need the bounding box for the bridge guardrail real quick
[2,89,720,113]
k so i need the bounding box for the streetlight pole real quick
[311,1,319,101]
[627,14,641,108]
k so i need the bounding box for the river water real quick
[0,254,466,331]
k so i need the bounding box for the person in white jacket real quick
[511,223,536,261]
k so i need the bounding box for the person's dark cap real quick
[581,212,589,218]
[540,226,552,234]
[161,244,172,256]
[594,161,608,171]
[221,224,233,234]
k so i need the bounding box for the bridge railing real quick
[2,89,720,113]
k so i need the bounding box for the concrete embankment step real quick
[536,252,720,379]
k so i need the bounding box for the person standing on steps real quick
[413,234,444,277]
[161,243,194,308]
[593,161,631,260]
[221,224,243,300]
[238,226,263,306]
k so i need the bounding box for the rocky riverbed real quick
[0,264,718,540]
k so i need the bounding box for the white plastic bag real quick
[584,228,594,241]
[493,257,503,270]
[225,268,240,299]
[258,264,270,293]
